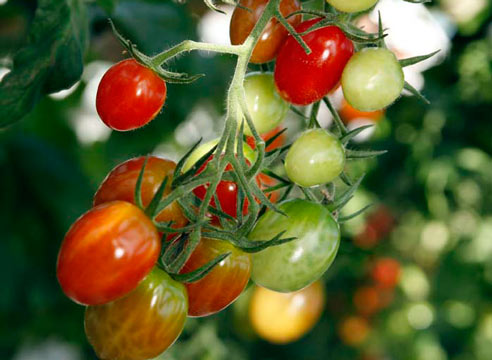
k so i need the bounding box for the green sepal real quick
[338,203,373,223]
[346,148,388,159]
[170,252,231,283]
[340,125,374,145]
[264,128,288,150]
[404,81,430,104]
[340,171,353,186]
[323,97,347,136]
[134,155,149,209]
[145,176,168,219]
[172,144,218,186]
[275,12,312,55]
[399,50,440,67]
[327,175,364,212]
[172,138,202,187]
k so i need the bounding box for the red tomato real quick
[230,0,302,64]
[371,257,401,289]
[85,268,187,360]
[180,238,251,317]
[193,155,259,221]
[96,59,167,131]
[57,201,160,305]
[353,286,380,316]
[274,19,354,105]
[94,156,188,231]
[339,98,384,124]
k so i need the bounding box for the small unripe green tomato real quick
[341,48,404,112]
[326,0,379,13]
[285,129,345,187]
[243,72,289,135]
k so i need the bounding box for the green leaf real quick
[0,0,87,128]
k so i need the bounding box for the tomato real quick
[274,19,354,105]
[193,155,260,220]
[94,156,188,229]
[326,0,379,13]
[57,201,160,305]
[96,59,167,131]
[180,237,251,317]
[85,268,187,360]
[339,98,384,124]
[230,0,302,64]
[342,48,404,111]
[353,286,380,316]
[249,199,340,292]
[249,281,325,344]
[285,129,345,188]
[243,72,289,135]
[338,316,370,346]
[370,257,401,289]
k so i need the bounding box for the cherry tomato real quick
[285,129,345,187]
[243,72,289,135]
[342,48,404,111]
[180,237,251,317]
[338,316,370,346]
[353,286,380,316]
[96,59,167,131]
[57,201,160,305]
[326,0,379,13]
[274,19,354,105]
[339,98,384,124]
[94,156,188,229]
[249,199,340,292]
[230,0,302,64]
[371,257,401,288]
[249,281,325,344]
[85,268,187,360]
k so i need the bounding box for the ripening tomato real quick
[94,156,188,229]
[371,257,401,289]
[243,72,289,135]
[180,238,251,317]
[85,268,187,360]
[339,98,384,124]
[338,316,370,346]
[96,59,167,131]
[249,281,325,344]
[274,19,354,105]
[326,0,379,13]
[57,201,160,305]
[249,199,340,292]
[342,48,404,111]
[230,0,302,64]
[285,129,345,188]
[353,286,381,316]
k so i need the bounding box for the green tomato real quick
[285,129,345,188]
[249,199,340,292]
[342,48,404,112]
[326,0,378,13]
[182,138,257,172]
[243,72,289,136]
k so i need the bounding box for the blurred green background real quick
[1,0,491,359]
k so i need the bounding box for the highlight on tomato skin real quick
[180,237,251,317]
[249,281,325,344]
[96,58,167,131]
[84,268,188,360]
[56,201,160,306]
[274,18,354,105]
[230,0,302,64]
[93,156,188,229]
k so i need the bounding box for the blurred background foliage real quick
[1,0,491,359]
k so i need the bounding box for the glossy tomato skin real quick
[285,129,345,187]
[230,0,302,64]
[326,0,379,13]
[94,156,187,228]
[180,238,251,317]
[274,19,354,105]
[96,59,167,131]
[85,268,187,360]
[57,201,160,305]
[249,281,325,344]
[249,199,340,292]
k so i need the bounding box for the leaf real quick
[0,0,87,128]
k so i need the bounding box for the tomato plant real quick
[274,19,354,105]
[180,237,251,317]
[57,201,160,305]
[285,129,345,187]
[94,156,188,228]
[249,281,325,344]
[243,72,289,135]
[249,199,340,292]
[230,0,302,64]
[96,59,167,131]
[326,0,379,13]
[85,268,187,360]
[342,48,404,111]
